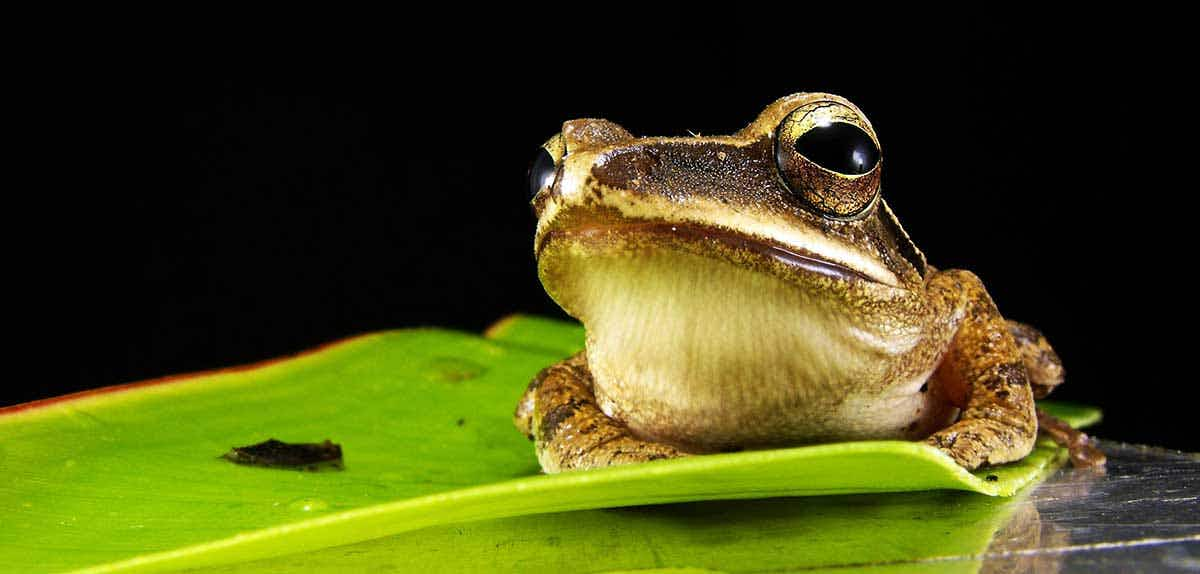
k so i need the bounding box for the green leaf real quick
[1036,400,1103,428]
[0,316,1100,573]
[190,487,1024,574]
[484,313,586,357]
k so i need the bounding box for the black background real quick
[24,34,1194,451]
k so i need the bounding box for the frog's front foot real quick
[514,352,686,473]
[925,417,1036,470]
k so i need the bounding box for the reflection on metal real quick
[977,442,1199,572]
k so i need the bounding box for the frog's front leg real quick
[924,270,1039,470]
[514,351,686,473]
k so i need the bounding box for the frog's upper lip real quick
[537,221,886,285]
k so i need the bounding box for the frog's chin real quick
[536,232,942,450]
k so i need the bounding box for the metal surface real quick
[972,442,1200,573]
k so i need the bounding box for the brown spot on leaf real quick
[222,439,343,471]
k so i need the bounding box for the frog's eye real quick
[528,134,566,200]
[774,101,882,218]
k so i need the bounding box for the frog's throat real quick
[538,221,884,286]
[536,237,944,450]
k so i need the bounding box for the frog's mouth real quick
[536,220,886,286]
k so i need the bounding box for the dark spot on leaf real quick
[421,357,488,383]
[985,474,999,482]
[222,439,343,471]
[456,418,466,427]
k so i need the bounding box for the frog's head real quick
[530,94,940,451]
[531,94,932,368]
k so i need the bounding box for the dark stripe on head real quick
[878,200,928,278]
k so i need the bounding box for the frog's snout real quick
[530,118,638,216]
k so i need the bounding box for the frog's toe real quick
[513,378,539,440]
[538,432,686,474]
[1037,409,1106,468]
[926,430,985,470]
[521,352,688,473]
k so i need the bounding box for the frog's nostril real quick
[561,118,634,151]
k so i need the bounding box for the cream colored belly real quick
[568,250,956,451]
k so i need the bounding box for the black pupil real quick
[793,122,879,175]
[528,148,556,198]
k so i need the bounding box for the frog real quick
[514,93,1103,473]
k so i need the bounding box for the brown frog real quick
[514,93,1102,473]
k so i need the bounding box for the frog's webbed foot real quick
[514,351,686,473]
[924,270,1040,471]
[1037,409,1106,468]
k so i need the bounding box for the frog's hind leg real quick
[1007,320,1064,399]
[514,351,686,473]
[1007,320,1106,467]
